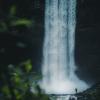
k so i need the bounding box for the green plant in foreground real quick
[0,5,32,33]
[0,60,50,100]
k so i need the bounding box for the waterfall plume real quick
[40,0,89,94]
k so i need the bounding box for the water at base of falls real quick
[40,76,89,94]
[40,0,89,95]
[50,95,77,100]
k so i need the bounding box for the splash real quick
[41,0,89,94]
[50,95,77,100]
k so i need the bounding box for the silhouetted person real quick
[75,88,78,94]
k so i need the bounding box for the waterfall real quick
[41,0,89,94]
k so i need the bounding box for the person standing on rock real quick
[75,88,78,94]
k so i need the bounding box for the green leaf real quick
[2,85,10,95]
[14,89,22,100]
[11,19,32,27]
[25,60,32,73]
[0,22,8,32]
[9,5,16,16]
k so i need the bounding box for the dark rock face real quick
[76,83,100,100]
[75,0,100,83]
[0,33,32,65]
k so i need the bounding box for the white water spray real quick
[41,0,89,94]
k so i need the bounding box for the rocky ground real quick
[76,82,100,100]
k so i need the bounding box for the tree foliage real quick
[0,4,50,100]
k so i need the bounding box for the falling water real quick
[41,0,89,94]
